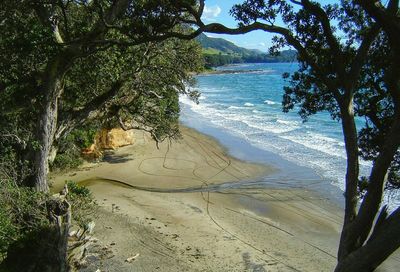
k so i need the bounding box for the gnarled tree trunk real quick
[31,52,74,192]
[336,93,360,261]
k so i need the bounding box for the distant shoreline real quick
[197,68,264,75]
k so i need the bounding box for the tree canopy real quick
[0,0,204,191]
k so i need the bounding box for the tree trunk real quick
[31,54,71,192]
[334,207,400,272]
[33,89,61,192]
[337,95,361,261]
[46,197,71,272]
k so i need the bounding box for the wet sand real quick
[52,126,398,271]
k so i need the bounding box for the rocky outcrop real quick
[95,128,136,150]
[81,128,137,160]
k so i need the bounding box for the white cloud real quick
[202,5,221,21]
[259,42,266,47]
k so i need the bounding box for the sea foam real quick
[264,99,277,105]
[180,62,380,206]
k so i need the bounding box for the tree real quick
[192,0,400,271]
[0,0,204,192]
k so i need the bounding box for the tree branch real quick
[356,0,400,51]
[55,80,126,141]
[31,2,65,44]
[348,24,380,86]
[301,0,343,73]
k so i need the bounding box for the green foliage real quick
[51,154,83,171]
[66,181,97,228]
[50,127,99,171]
[0,179,49,260]
[66,180,91,198]
[69,129,97,149]
[0,179,96,261]
[0,0,204,189]
[0,209,17,258]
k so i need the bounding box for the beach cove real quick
[49,61,400,271]
[51,125,396,272]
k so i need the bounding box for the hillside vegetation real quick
[195,33,296,67]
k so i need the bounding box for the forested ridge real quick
[196,33,297,67]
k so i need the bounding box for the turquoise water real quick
[180,63,372,195]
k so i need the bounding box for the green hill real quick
[195,33,297,68]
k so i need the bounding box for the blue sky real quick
[200,0,337,52]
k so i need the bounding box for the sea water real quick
[180,63,377,204]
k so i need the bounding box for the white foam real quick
[264,99,278,105]
[276,119,299,126]
[181,77,386,206]
[281,132,346,159]
[228,105,245,110]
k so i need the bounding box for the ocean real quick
[180,62,398,208]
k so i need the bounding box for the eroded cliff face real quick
[81,128,138,159]
[96,128,136,150]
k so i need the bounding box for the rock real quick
[96,128,135,150]
[81,143,103,160]
[69,226,80,237]
[86,221,95,234]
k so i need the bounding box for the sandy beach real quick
[52,126,398,271]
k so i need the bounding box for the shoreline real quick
[196,69,265,75]
[51,126,397,271]
[179,104,347,208]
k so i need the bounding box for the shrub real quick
[0,179,97,263]
[69,128,97,149]
[0,179,49,261]
[51,153,83,171]
[50,127,98,171]
[66,181,97,228]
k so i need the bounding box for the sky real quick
[200,0,337,52]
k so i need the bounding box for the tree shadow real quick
[101,152,133,164]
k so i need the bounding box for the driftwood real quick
[125,253,140,263]
[68,221,97,271]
